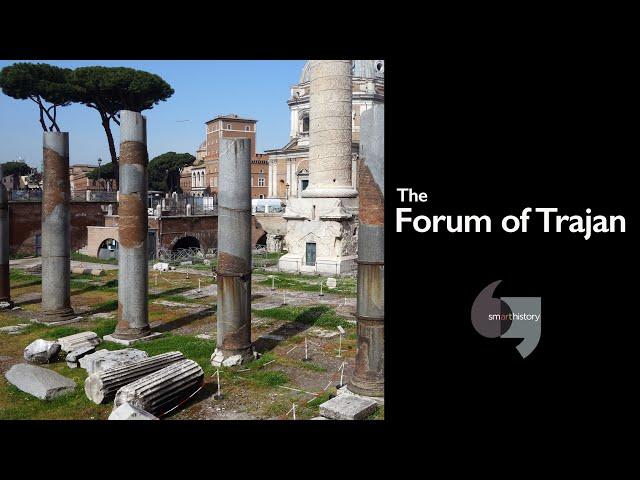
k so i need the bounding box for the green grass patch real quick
[70,275,117,292]
[245,370,289,388]
[71,252,118,265]
[262,399,292,418]
[92,299,118,313]
[253,305,351,329]
[261,390,333,419]
[9,252,35,260]
[305,391,332,407]
[188,262,215,271]
[160,294,200,304]
[233,353,289,388]
[242,352,276,369]
[9,269,41,286]
[93,319,117,337]
[0,366,112,420]
[255,270,356,297]
[298,361,327,372]
[37,317,117,341]
[41,326,83,340]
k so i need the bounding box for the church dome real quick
[299,60,384,83]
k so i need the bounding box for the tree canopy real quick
[70,66,175,179]
[0,63,76,131]
[0,161,32,177]
[148,152,195,192]
[86,161,117,181]
[71,66,174,113]
[0,62,175,182]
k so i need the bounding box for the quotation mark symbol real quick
[471,280,541,358]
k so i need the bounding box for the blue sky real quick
[0,60,306,168]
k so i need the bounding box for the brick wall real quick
[9,203,268,258]
[8,201,110,256]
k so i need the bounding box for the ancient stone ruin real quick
[0,60,385,421]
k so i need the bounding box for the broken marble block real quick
[79,348,149,375]
[24,339,61,364]
[0,324,29,334]
[5,363,75,400]
[109,402,158,420]
[114,359,204,416]
[57,331,100,352]
[211,349,247,367]
[309,328,339,339]
[85,351,186,404]
[65,345,97,368]
[318,395,378,420]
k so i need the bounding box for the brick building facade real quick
[180,114,269,199]
[69,164,117,195]
[84,212,268,259]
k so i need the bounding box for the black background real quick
[1,14,636,456]
[387,34,636,432]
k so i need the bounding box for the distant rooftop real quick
[70,164,98,169]
[206,113,258,124]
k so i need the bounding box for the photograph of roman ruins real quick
[0,60,384,420]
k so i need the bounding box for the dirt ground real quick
[0,265,382,421]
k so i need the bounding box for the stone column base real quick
[41,307,77,324]
[338,384,384,405]
[210,347,254,367]
[277,254,357,275]
[277,253,303,272]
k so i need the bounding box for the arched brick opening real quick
[97,238,119,260]
[255,233,267,248]
[171,235,201,250]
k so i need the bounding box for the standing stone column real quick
[348,104,384,397]
[112,111,150,341]
[41,132,75,322]
[0,164,12,308]
[302,60,357,199]
[211,138,253,367]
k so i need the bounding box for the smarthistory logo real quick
[471,280,541,358]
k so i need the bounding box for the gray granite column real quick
[0,164,11,307]
[41,132,75,322]
[348,104,384,397]
[112,111,150,340]
[211,138,253,367]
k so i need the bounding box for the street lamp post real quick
[97,157,102,189]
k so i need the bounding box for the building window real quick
[258,176,265,187]
[227,124,232,130]
[245,125,250,131]
[259,194,264,199]
[301,179,309,191]
[302,114,309,133]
